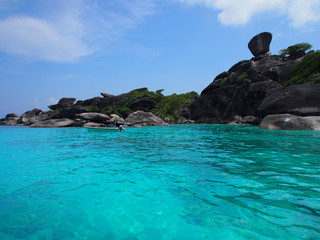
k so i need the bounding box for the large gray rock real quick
[260,114,320,130]
[18,109,48,125]
[125,111,169,127]
[48,97,76,110]
[76,112,110,123]
[248,32,272,57]
[107,114,125,125]
[257,84,320,118]
[30,118,74,128]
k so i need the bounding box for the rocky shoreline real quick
[1,32,320,130]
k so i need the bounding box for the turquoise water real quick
[0,125,319,240]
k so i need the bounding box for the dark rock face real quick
[260,114,320,130]
[99,95,126,109]
[18,109,48,125]
[49,98,76,110]
[125,111,169,127]
[30,118,74,128]
[129,97,157,112]
[52,105,88,119]
[248,32,272,57]
[257,84,320,118]
[6,113,19,120]
[82,97,101,107]
[101,93,114,98]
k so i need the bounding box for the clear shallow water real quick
[0,125,319,240]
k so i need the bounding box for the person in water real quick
[118,125,126,132]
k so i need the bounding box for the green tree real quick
[279,43,312,60]
[284,51,320,87]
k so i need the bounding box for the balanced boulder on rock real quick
[248,32,272,57]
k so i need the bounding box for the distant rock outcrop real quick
[0,113,20,126]
[18,109,48,125]
[260,114,320,130]
[49,98,76,110]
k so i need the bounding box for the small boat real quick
[84,126,120,131]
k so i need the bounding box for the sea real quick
[0,125,319,240]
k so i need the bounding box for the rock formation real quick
[17,109,48,125]
[183,32,318,127]
[0,113,20,126]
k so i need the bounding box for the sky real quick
[0,0,320,118]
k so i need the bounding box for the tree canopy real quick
[279,43,312,60]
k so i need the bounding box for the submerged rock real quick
[260,114,320,130]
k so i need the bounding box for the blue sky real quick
[0,0,320,118]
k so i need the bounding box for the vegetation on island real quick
[284,51,320,87]
[109,88,198,121]
[46,88,198,122]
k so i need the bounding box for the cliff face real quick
[183,32,320,124]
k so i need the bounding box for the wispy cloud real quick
[176,0,320,28]
[0,0,157,62]
[47,97,58,105]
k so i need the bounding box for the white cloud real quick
[0,17,92,62]
[176,0,320,27]
[0,0,157,62]
[287,0,320,28]
[47,97,58,105]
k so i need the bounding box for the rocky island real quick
[1,32,320,130]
